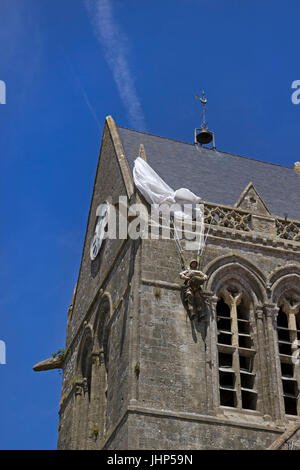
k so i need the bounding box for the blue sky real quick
[0,0,299,449]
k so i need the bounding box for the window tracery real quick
[216,286,257,410]
[277,295,300,415]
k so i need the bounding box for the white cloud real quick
[85,0,147,131]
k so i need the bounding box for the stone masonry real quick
[34,116,300,450]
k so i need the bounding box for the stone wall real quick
[103,233,300,449]
[57,121,139,449]
[57,119,300,449]
[125,411,281,450]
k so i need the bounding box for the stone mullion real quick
[255,306,270,416]
[295,360,300,416]
[230,300,242,409]
[206,294,219,412]
[288,314,297,348]
[294,349,300,416]
[280,301,300,416]
[287,313,300,415]
[264,305,284,420]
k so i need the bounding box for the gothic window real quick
[80,335,93,400]
[72,295,112,450]
[216,287,257,410]
[276,296,300,416]
[74,328,93,449]
[89,295,111,446]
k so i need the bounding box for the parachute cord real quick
[171,215,187,269]
[198,220,212,270]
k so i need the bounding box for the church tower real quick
[34,116,300,449]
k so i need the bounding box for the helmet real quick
[189,259,198,269]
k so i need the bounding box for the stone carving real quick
[204,203,251,231]
[33,354,64,372]
[74,378,88,397]
[221,288,243,312]
[275,218,300,241]
[280,297,300,317]
[251,215,277,236]
[203,201,300,244]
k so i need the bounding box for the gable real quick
[234,182,271,216]
[68,117,133,343]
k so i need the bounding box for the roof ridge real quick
[117,125,294,170]
[118,125,197,147]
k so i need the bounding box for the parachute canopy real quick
[133,157,202,219]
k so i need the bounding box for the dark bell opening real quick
[196,128,213,145]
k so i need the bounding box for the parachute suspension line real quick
[196,217,205,266]
[198,220,212,270]
[171,213,208,270]
[170,215,187,269]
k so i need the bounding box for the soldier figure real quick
[180,259,208,320]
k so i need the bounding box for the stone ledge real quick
[205,232,300,255]
[141,279,181,290]
[127,403,285,433]
[142,225,300,255]
[102,403,285,448]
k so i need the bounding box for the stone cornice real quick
[102,403,284,449]
[141,278,181,290]
[204,229,300,256]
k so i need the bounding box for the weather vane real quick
[195,90,208,129]
[194,90,215,148]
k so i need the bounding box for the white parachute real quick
[133,157,208,267]
[133,157,202,218]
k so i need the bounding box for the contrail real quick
[72,69,102,131]
[85,0,147,131]
[62,48,102,131]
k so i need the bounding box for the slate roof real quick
[118,126,300,221]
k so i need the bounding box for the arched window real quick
[276,295,300,416]
[81,335,93,399]
[88,294,111,447]
[74,326,93,449]
[73,295,112,449]
[216,286,257,411]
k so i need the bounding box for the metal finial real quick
[194,90,215,148]
[195,90,208,129]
